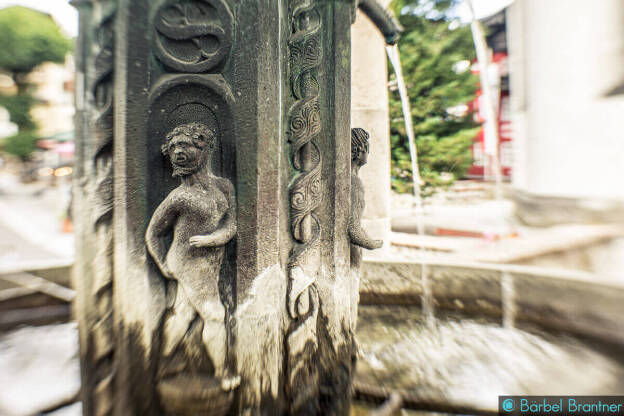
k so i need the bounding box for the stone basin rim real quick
[363,257,624,290]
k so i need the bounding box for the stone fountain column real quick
[72,1,117,415]
[351,0,392,251]
[74,0,368,415]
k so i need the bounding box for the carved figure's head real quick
[162,122,216,177]
[351,127,370,167]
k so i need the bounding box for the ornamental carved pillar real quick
[74,1,370,414]
[73,1,117,415]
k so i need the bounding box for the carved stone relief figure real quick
[145,122,239,415]
[349,127,383,269]
[348,127,383,387]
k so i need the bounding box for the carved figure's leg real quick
[200,301,227,378]
[162,283,196,358]
[349,268,360,333]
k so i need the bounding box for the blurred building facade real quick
[507,0,624,224]
[28,56,75,138]
[468,10,513,180]
[0,54,74,148]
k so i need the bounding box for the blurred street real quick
[0,172,78,416]
[0,172,74,268]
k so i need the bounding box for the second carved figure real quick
[349,127,383,268]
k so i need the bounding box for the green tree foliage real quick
[0,94,35,130]
[1,130,38,161]
[0,6,72,160]
[0,6,72,89]
[389,0,480,195]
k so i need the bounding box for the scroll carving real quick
[286,0,323,410]
[154,0,233,73]
[145,122,239,415]
[90,9,115,416]
[349,127,383,269]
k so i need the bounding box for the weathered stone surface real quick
[74,0,361,415]
[347,127,383,341]
[72,1,116,414]
[349,128,384,268]
[145,122,239,411]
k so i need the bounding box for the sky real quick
[0,0,514,39]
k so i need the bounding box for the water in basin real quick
[355,305,624,412]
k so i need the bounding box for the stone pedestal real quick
[351,3,391,250]
[74,0,362,415]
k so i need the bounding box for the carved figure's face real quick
[166,134,204,175]
[353,147,368,168]
[357,148,368,167]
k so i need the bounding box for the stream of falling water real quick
[386,44,434,327]
[501,271,516,328]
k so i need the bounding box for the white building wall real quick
[508,0,624,201]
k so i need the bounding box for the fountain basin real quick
[360,259,624,345]
[355,306,624,414]
[355,259,624,413]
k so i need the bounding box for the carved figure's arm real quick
[146,195,178,278]
[190,179,237,248]
[348,217,383,250]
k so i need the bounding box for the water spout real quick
[358,0,403,45]
[386,43,434,327]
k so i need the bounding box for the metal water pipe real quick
[357,0,403,44]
